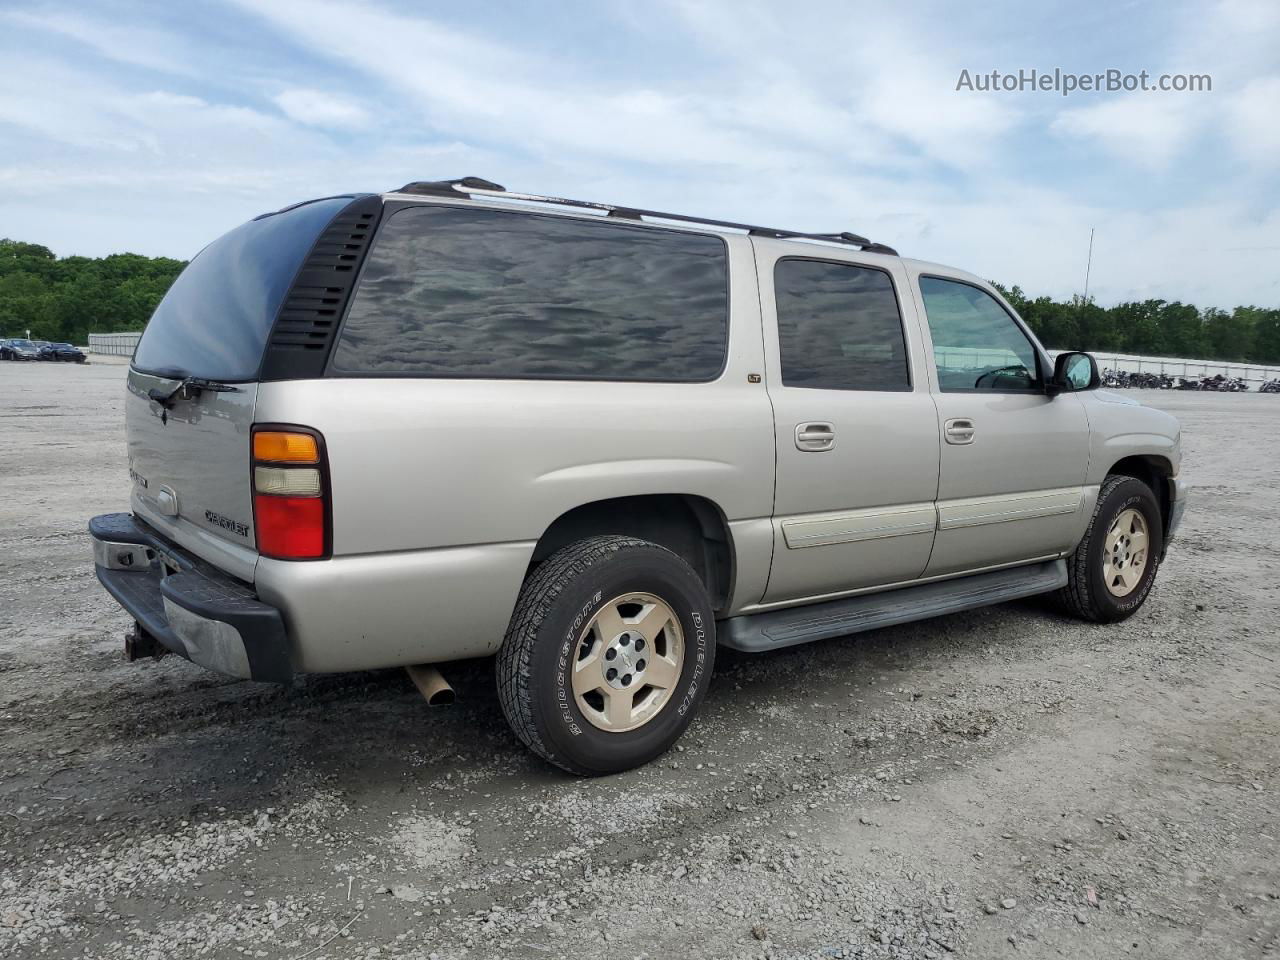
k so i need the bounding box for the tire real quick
[496,535,716,776]
[1056,474,1163,623]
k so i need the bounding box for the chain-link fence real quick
[1070,352,1280,387]
[87,332,141,357]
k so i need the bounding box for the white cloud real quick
[0,56,295,155]
[273,89,371,129]
[1046,0,1280,171]
[1169,0,1280,76]
[1,9,199,76]
[0,46,492,258]
[1050,96,1200,169]
[226,0,802,172]
[850,36,1020,169]
[659,0,1021,170]
[0,0,1274,309]
[228,0,1018,176]
[1223,76,1280,168]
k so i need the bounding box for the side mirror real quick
[1050,351,1099,394]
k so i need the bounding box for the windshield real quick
[132,196,354,381]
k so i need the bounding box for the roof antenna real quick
[1082,227,1095,301]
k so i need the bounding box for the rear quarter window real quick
[328,205,730,382]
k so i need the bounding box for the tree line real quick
[0,239,185,346]
[993,283,1280,365]
[2,237,1277,364]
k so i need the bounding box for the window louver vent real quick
[260,194,383,381]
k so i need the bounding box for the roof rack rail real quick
[393,177,898,256]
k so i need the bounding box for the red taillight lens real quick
[251,426,329,560]
[254,495,325,559]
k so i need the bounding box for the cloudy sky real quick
[1,0,1276,307]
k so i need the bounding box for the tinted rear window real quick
[329,205,729,381]
[774,259,910,391]
[133,197,352,381]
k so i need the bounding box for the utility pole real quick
[1083,228,1095,302]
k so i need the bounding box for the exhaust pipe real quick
[406,664,455,706]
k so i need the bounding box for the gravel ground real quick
[1,360,1278,960]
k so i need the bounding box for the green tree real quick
[0,238,185,344]
[1245,307,1280,365]
[989,284,1277,365]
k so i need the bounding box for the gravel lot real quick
[2,360,1278,960]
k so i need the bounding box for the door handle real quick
[944,418,976,445]
[795,421,835,452]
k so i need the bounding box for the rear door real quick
[909,272,1091,576]
[125,195,359,581]
[126,371,260,579]
[756,241,940,603]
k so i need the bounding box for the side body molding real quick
[937,487,1086,530]
[781,503,937,549]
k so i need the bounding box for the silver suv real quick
[90,177,1188,775]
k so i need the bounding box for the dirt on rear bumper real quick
[90,512,292,682]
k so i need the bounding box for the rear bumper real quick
[89,513,292,683]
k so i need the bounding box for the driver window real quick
[918,277,1040,392]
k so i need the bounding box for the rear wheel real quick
[497,536,715,776]
[1057,474,1163,622]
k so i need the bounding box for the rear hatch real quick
[126,195,361,582]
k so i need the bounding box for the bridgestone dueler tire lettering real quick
[496,536,715,776]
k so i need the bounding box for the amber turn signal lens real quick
[253,431,319,463]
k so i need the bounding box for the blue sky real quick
[1,0,1276,307]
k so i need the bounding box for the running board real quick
[718,559,1067,653]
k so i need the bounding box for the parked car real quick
[89,177,1188,775]
[38,341,87,363]
[1,338,44,361]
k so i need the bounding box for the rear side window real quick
[133,197,353,382]
[329,205,729,381]
[774,259,910,391]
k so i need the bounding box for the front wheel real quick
[1056,475,1164,622]
[496,536,715,776]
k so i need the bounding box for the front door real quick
[757,244,940,604]
[912,274,1091,577]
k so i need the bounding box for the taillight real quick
[251,425,329,560]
